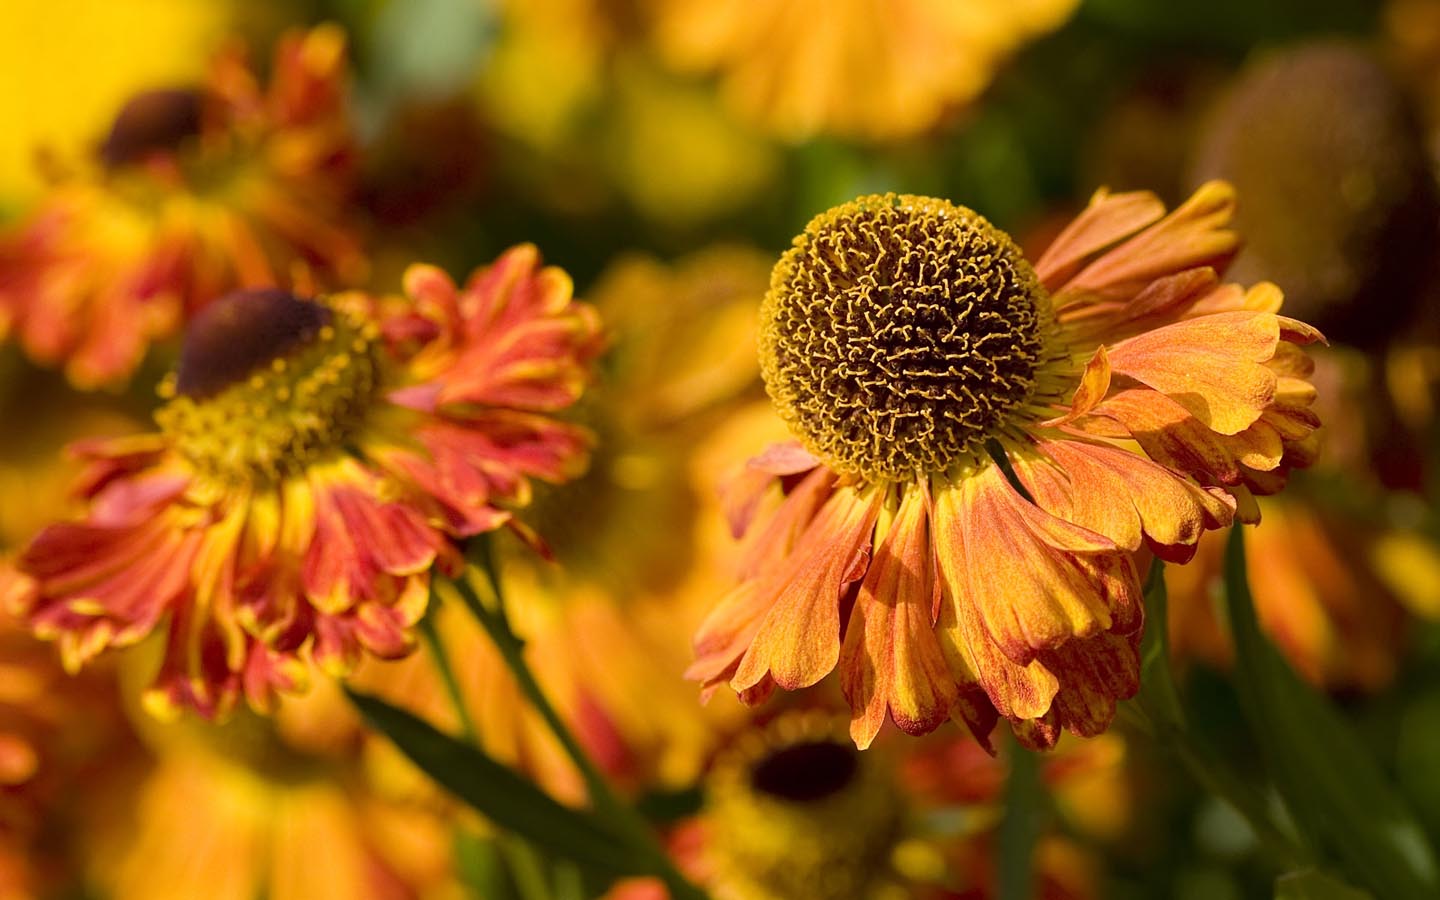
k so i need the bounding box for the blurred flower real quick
[2,246,601,718]
[0,0,233,204]
[0,608,133,900]
[478,0,779,229]
[1188,40,1438,347]
[599,59,779,228]
[0,25,366,388]
[88,676,460,900]
[692,185,1323,750]
[648,0,1079,142]
[1167,495,1414,692]
[1167,349,1440,691]
[608,712,1127,899]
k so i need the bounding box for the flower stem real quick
[458,535,710,900]
[419,596,478,744]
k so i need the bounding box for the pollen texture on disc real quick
[760,193,1049,482]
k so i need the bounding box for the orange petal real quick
[732,486,881,693]
[1037,630,1141,738]
[1107,310,1293,435]
[1058,181,1239,302]
[932,478,1059,724]
[1043,345,1110,426]
[1034,188,1167,290]
[1023,440,1235,563]
[955,466,1140,665]
[840,484,957,748]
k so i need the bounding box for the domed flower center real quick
[761,193,1051,482]
[157,289,380,484]
[706,720,903,900]
[100,88,204,168]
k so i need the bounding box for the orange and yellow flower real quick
[649,0,1079,142]
[691,184,1323,750]
[607,712,1128,900]
[1,245,601,719]
[0,25,365,388]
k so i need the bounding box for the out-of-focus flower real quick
[2,245,601,718]
[479,5,780,229]
[607,712,1127,899]
[1188,40,1438,347]
[1167,495,1417,692]
[692,185,1323,750]
[0,0,233,204]
[0,25,366,388]
[1165,348,1440,691]
[356,247,771,800]
[648,0,1079,142]
[0,608,134,900]
[599,59,779,228]
[87,675,460,900]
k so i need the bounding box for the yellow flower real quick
[3,246,601,718]
[604,712,1126,899]
[692,185,1323,750]
[649,0,1079,141]
[0,26,366,388]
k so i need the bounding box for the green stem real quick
[458,536,709,900]
[998,741,1041,900]
[420,600,479,744]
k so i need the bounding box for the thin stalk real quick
[458,536,709,900]
[419,600,478,744]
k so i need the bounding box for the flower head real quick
[692,184,1323,750]
[650,0,1079,141]
[605,712,1126,900]
[0,25,365,388]
[2,245,601,718]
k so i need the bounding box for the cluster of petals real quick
[0,25,365,388]
[691,182,1324,750]
[0,245,602,718]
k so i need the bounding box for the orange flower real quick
[0,25,365,388]
[691,185,1323,750]
[649,0,1078,141]
[1,245,601,719]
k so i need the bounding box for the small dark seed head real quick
[99,88,204,167]
[749,739,860,804]
[176,289,331,398]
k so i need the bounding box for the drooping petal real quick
[732,487,881,693]
[1021,439,1235,562]
[950,465,1141,665]
[840,484,957,748]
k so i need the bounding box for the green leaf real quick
[1222,526,1440,900]
[348,688,651,879]
[1275,869,1375,900]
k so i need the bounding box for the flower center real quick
[100,88,204,168]
[761,193,1050,482]
[705,716,903,900]
[157,289,380,484]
